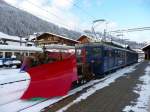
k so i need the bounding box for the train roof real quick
[0,45,42,52]
[76,42,137,53]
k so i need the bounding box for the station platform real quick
[42,61,150,112]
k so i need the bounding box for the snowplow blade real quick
[21,56,78,99]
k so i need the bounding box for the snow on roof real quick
[0,45,43,52]
[142,44,150,51]
[0,32,26,42]
[111,41,126,48]
[36,32,79,43]
[133,49,144,53]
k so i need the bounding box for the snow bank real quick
[0,60,3,66]
[56,63,138,112]
[123,63,150,112]
[0,69,30,106]
[0,76,107,112]
[0,69,30,84]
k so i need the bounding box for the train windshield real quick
[76,48,86,63]
[92,47,101,57]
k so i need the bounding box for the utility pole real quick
[19,36,22,46]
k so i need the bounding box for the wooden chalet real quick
[77,35,93,44]
[142,44,150,60]
[77,35,99,44]
[33,32,79,46]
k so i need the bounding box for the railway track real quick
[18,76,111,112]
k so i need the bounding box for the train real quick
[76,42,138,81]
[19,42,138,99]
[0,42,138,104]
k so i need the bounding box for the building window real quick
[0,52,3,58]
[5,52,12,58]
[14,52,21,59]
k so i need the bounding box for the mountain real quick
[0,0,81,39]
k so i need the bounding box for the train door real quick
[108,48,114,69]
[91,46,103,77]
[75,47,93,82]
[103,46,109,72]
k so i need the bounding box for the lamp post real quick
[92,19,106,41]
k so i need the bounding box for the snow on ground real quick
[0,75,108,112]
[123,62,150,112]
[56,63,139,112]
[0,69,30,106]
[0,69,30,84]
[0,63,139,112]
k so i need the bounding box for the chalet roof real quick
[142,44,150,51]
[77,35,92,40]
[35,32,79,43]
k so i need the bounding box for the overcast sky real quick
[4,0,150,43]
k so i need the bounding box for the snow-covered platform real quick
[42,61,150,112]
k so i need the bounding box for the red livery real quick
[21,53,78,99]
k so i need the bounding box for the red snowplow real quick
[21,51,78,99]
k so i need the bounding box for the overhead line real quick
[110,27,150,33]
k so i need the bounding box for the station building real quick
[0,32,34,46]
[142,44,150,60]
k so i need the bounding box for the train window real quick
[104,50,108,57]
[5,52,12,58]
[85,49,90,56]
[0,52,3,58]
[112,51,115,57]
[92,48,101,57]
[109,51,112,57]
[76,49,82,56]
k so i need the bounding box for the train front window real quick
[5,52,12,58]
[92,48,101,57]
[76,48,86,63]
[0,52,3,58]
[76,49,82,56]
